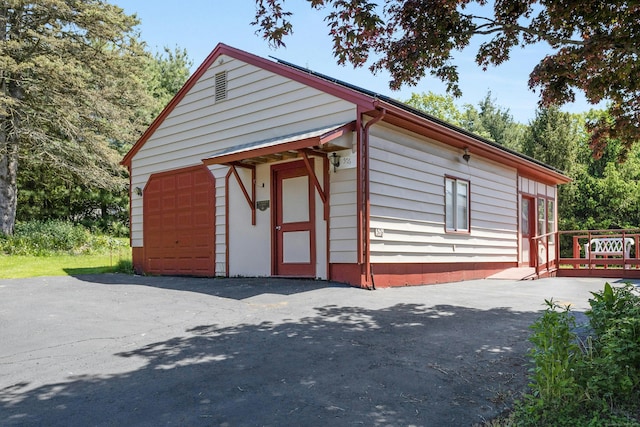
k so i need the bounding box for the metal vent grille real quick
[214,71,227,102]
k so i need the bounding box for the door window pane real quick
[282,176,309,223]
[537,198,546,236]
[522,198,530,237]
[547,199,555,243]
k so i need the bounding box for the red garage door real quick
[143,165,215,276]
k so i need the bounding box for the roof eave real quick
[373,100,571,186]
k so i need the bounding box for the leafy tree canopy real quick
[253,0,640,157]
[405,91,524,150]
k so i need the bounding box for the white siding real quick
[210,165,227,275]
[227,164,270,277]
[519,176,556,198]
[130,54,356,247]
[368,123,518,263]
[329,154,357,263]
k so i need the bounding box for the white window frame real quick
[445,176,470,233]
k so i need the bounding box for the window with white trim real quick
[445,177,469,232]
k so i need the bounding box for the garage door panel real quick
[192,234,214,248]
[192,193,209,207]
[162,214,177,229]
[162,196,176,210]
[177,193,192,207]
[161,176,176,190]
[144,165,215,277]
[177,211,192,228]
[161,232,178,246]
[177,174,191,188]
[193,211,210,227]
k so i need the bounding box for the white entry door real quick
[272,161,316,276]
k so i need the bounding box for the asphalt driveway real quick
[0,275,625,426]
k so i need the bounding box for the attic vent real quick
[214,71,227,102]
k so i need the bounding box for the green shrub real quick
[516,300,584,425]
[512,287,640,426]
[0,220,128,256]
[585,283,640,404]
[114,259,134,274]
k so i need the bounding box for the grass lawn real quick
[0,251,132,279]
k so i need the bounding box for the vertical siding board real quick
[210,165,227,276]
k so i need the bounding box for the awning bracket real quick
[300,151,329,221]
[229,162,256,225]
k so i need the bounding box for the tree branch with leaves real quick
[253,0,640,157]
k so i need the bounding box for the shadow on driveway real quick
[66,273,351,300]
[1,296,536,426]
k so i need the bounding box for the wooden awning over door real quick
[202,121,355,167]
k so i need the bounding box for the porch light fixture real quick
[134,186,143,196]
[462,147,471,163]
[330,152,341,172]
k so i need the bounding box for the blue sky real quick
[113,1,595,123]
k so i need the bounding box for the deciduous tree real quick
[405,91,464,127]
[253,0,640,156]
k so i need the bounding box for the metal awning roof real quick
[202,121,355,166]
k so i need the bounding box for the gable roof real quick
[122,43,569,185]
[121,43,375,168]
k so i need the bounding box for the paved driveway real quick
[0,275,625,426]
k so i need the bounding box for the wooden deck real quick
[533,229,640,280]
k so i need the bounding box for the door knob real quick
[275,225,282,230]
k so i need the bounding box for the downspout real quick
[361,105,386,289]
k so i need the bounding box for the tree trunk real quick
[1,6,22,236]
[0,120,18,236]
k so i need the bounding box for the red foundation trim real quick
[330,262,517,288]
[329,264,367,288]
[132,247,144,275]
[372,262,517,288]
[369,262,516,287]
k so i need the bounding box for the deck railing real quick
[540,229,640,278]
[531,231,558,276]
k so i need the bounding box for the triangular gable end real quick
[121,43,376,168]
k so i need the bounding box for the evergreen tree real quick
[522,107,580,174]
[1,0,149,235]
[13,43,193,233]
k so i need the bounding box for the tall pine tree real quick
[0,0,149,235]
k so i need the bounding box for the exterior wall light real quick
[463,147,471,163]
[134,187,143,196]
[330,152,341,172]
